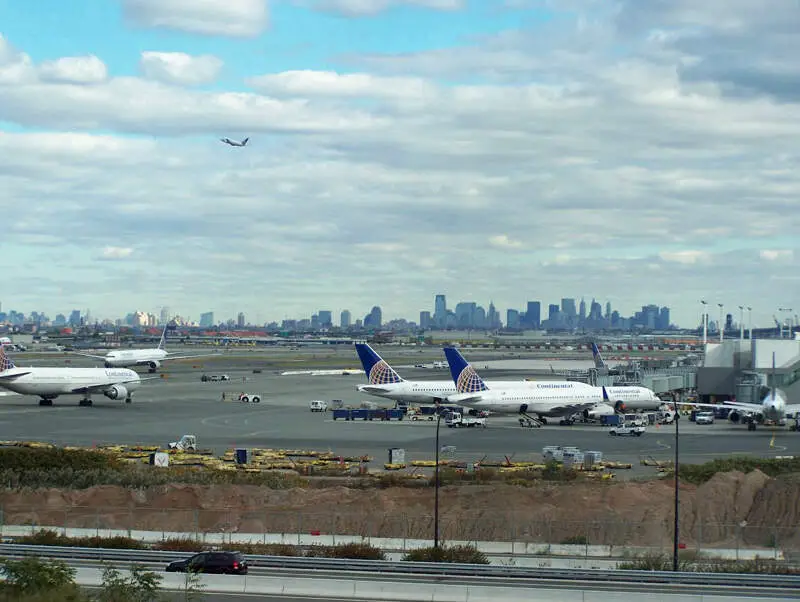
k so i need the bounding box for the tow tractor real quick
[222,392,262,403]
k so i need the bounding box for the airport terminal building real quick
[697,338,800,403]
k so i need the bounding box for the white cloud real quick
[249,70,436,102]
[121,0,268,37]
[2,5,800,328]
[759,249,793,261]
[489,235,523,249]
[140,51,223,86]
[659,250,710,264]
[302,0,463,17]
[38,55,108,85]
[100,247,134,260]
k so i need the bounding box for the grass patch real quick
[0,448,306,490]
[618,552,800,574]
[676,456,800,485]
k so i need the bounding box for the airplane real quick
[0,344,150,406]
[442,346,663,426]
[71,323,216,373]
[354,343,595,406]
[685,353,800,431]
[220,137,249,147]
[590,342,625,376]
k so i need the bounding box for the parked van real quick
[309,400,328,412]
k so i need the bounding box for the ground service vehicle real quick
[608,424,646,436]
[309,400,328,412]
[695,411,715,425]
[166,551,248,575]
[201,374,230,382]
[445,412,487,428]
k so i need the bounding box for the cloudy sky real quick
[1,0,798,328]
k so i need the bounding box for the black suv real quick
[166,551,248,575]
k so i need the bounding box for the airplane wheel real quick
[252,397,260,403]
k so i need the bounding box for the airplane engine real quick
[519,403,529,414]
[729,410,742,424]
[147,361,161,373]
[614,400,627,414]
[104,385,128,400]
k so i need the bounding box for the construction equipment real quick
[168,435,197,451]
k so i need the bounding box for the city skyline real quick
[1,294,790,333]
[2,3,798,329]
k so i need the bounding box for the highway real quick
[0,349,797,472]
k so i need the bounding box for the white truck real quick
[445,412,487,428]
[608,424,646,437]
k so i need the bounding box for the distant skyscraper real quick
[318,310,332,328]
[548,304,560,321]
[237,312,245,328]
[434,294,447,327]
[160,307,170,325]
[364,306,382,328]
[199,312,214,327]
[605,302,611,320]
[526,301,541,328]
[507,309,520,329]
[419,311,431,328]
[579,298,586,323]
[340,310,351,328]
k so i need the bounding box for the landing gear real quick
[125,396,132,404]
[79,398,93,407]
[38,398,54,407]
[748,421,756,431]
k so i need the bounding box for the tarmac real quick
[0,349,798,475]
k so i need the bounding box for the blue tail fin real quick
[443,347,489,393]
[0,344,15,372]
[354,343,404,384]
[591,342,605,369]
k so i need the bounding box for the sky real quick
[1,0,798,328]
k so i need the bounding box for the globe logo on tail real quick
[369,360,401,385]
[456,365,485,393]
[0,345,13,372]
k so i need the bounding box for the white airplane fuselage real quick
[0,367,140,399]
[357,379,596,405]
[449,385,661,418]
[102,348,168,369]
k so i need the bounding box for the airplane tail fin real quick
[771,352,777,401]
[242,138,249,146]
[0,344,15,372]
[355,343,404,384]
[443,347,489,393]
[591,342,606,369]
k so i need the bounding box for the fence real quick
[1,505,798,559]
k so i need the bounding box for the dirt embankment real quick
[1,471,798,549]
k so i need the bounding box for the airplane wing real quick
[70,352,108,360]
[683,400,765,414]
[0,371,32,380]
[357,385,393,394]
[163,353,220,362]
[447,392,484,404]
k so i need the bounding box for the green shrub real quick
[16,530,146,550]
[560,535,588,545]
[152,537,203,552]
[304,542,385,560]
[0,557,84,601]
[0,448,120,472]
[402,545,489,564]
[617,552,799,574]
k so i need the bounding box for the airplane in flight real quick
[220,137,249,147]
[71,323,216,373]
[686,353,799,430]
[442,346,662,425]
[0,344,150,406]
[354,343,595,405]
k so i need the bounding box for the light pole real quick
[718,303,724,343]
[673,396,680,572]
[738,305,744,341]
[700,300,708,345]
[747,307,752,340]
[434,408,442,548]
